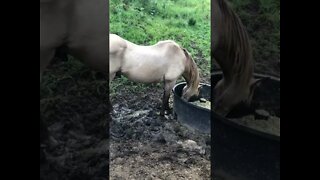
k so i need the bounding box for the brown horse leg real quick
[160,80,176,116]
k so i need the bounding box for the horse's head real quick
[181,83,201,102]
[214,77,267,117]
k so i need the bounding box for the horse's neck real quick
[215,47,254,81]
[214,0,254,86]
[183,60,199,91]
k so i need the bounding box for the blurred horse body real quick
[109,34,200,116]
[40,0,108,80]
[40,0,108,147]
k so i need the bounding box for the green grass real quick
[110,0,211,96]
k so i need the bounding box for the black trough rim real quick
[172,82,211,112]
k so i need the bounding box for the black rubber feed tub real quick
[211,72,280,180]
[172,82,211,133]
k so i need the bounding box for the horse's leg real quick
[160,80,176,116]
[40,46,61,149]
[109,71,117,81]
[40,48,54,144]
[41,4,68,162]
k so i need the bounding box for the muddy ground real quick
[40,56,279,180]
[40,58,109,180]
[109,80,211,179]
[40,56,211,180]
[40,57,278,180]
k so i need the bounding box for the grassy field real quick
[110,0,211,96]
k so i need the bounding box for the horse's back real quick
[143,40,186,81]
[110,37,186,83]
[126,39,185,68]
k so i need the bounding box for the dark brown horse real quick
[212,0,265,117]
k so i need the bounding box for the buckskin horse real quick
[109,34,201,116]
[212,0,265,117]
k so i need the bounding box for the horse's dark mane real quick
[217,0,254,82]
[182,48,199,90]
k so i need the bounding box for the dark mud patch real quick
[40,58,109,180]
[110,82,211,179]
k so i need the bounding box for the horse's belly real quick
[123,68,164,83]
